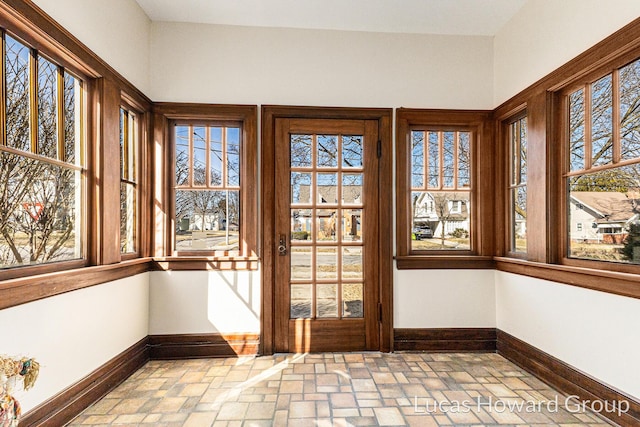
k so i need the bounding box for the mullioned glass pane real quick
[5,35,31,152]
[620,59,640,161]
[37,56,58,159]
[569,89,585,171]
[175,126,190,185]
[591,74,613,166]
[192,126,206,186]
[411,131,424,188]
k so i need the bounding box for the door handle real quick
[278,234,287,256]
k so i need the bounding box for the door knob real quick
[278,234,287,255]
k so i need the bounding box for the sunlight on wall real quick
[148,270,260,334]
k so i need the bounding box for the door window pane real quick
[316,283,338,318]
[317,135,338,167]
[316,246,337,279]
[291,285,312,318]
[342,283,363,318]
[342,135,363,168]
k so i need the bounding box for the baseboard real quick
[497,330,640,427]
[394,328,497,352]
[148,333,260,359]
[20,337,149,427]
[18,329,640,427]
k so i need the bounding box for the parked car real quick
[413,224,433,239]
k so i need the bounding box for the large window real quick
[566,57,640,264]
[173,122,241,253]
[410,129,472,251]
[508,115,527,254]
[0,32,83,269]
[120,107,138,254]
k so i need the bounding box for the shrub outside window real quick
[566,57,640,264]
[0,32,83,269]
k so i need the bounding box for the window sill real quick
[495,257,640,300]
[395,255,495,270]
[151,256,259,271]
[0,257,151,310]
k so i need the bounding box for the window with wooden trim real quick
[565,57,640,264]
[173,122,241,253]
[120,107,138,254]
[410,129,472,251]
[396,109,493,269]
[508,115,527,253]
[0,31,83,269]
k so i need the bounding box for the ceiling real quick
[134,0,527,36]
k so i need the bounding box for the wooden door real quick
[274,118,380,352]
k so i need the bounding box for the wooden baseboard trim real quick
[148,333,260,359]
[394,328,497,352]
[497,330,640,427]
[20,337,149,427]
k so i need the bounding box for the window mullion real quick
[454,131,459,189]
[515,120,522,185]
[422,131,427,190]
[205,124,211,188]
[1,31,6,147]
[29,47,37,153]
[222,126,227,188]
[188,124,194,187]
[612,68,621,164]
[438,131,443,190]
[56,65,64,161]
[584,84,592,170]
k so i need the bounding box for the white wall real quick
[0,274,149,413]
[149,270,260,334]
[149,22,494,109]
[32,0,151,95]
[496,271,640,400]
[394,269,496,328]
[494,0,640,106]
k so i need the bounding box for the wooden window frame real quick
[0,27,88,276]
[557,55,640,273]
[0,0,153,309]
[504,111,528,259]
[152,103,258,270]
[494,18,640,300]
[395,108,494,269]
[119,96,147,261]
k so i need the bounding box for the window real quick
[173,122,241,253]
[120,107,138,254]
[395,109,493,268]
[508,115,527,253]
[0,31,83,269]
[410,129,471,251]
[565,57,640,264]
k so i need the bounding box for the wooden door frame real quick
[261,105,393,354]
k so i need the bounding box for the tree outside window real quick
[174,124,241,253]
[0,33,83,268]
[566,57,640,264]
[410,130,471,251]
